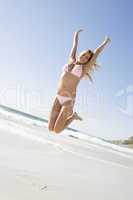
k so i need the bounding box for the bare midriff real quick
[57,71,81,98]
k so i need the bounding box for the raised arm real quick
[84,36,111,71]
[93,36,111,59]
[69,29,83,63]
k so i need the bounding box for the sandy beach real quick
[0,115,133,200]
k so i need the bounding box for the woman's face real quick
[79,52,92,64]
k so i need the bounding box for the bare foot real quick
[73,112,82,121]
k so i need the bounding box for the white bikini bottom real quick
[56,94,75,105]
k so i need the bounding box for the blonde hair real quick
[78,49,100,82]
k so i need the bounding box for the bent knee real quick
[48,123,54,132]
[48,122,62,133]
[53,127,62,134]
[48,127,54,132]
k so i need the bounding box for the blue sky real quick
[0,0,133,139]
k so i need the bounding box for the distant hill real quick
[109,136,133,149]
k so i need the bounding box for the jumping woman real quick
[48,29,111,134]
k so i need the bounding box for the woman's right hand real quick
[75,29,84,35]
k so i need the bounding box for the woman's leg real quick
[53,100,82,133]
[48,97,62,131]
[62,112,82,130]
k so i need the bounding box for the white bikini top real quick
[62,63,83,78]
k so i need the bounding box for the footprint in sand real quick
[15,173,62,191]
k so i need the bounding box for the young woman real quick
[48,29,111,134]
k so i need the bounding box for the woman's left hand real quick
[104,36,111,43]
